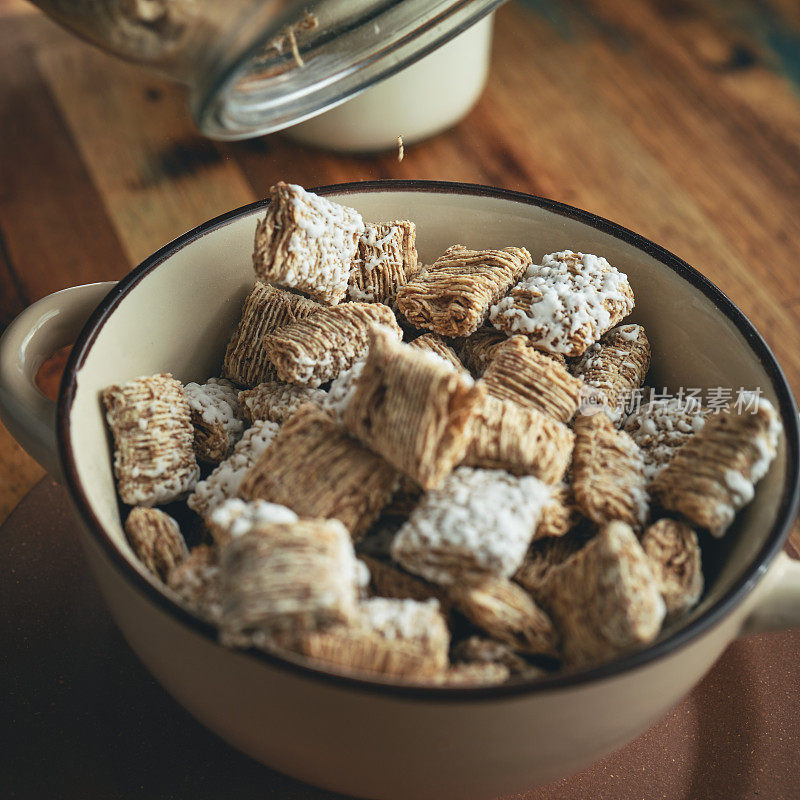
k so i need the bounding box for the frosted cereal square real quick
[391,467,552,586]
[253,182,364,305]
[348,220,418,304]
[102,373,199,506]
[187,419,280,519]
[184,377,244,464]
[490,250,634,357]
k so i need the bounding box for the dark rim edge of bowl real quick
[57,179,800,702]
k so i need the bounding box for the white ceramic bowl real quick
[1,182,799,800]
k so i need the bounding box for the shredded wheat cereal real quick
[397,244,531,337]
[219,518,361,644]
[348,221,417,304]
[457,327,509,377]
[359,555,452,611]
[223,282,321,387]
[408,332,464,371]
[514,531,592,603]
[537,521,665,667]
[462,394,574,482]
[289,597,449,680]
[490,251,634,356]
[436,662,510,685]
[102,373,199,506]
[238,404,400,539]
[623,398,707,483]
[481,336,584,422]
[534,483,582,540]
[184,377,244,464]
[641,519,703,620]
[124,507,187,581]
[571,324,651,422]
[321,359,366,421]
[572,412,649,529]
[253,182,364,305]
[167,545,222,623]
[652,396,780,536]
[264,303,401,387]
[188,420,280,519]
[391,467,552,586]
[451,578,559,657]
[343,326,483,489]
[208,497,299,546]
[238,380,327,423]
[451,636,534,676]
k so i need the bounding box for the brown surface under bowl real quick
[1,479,798,800]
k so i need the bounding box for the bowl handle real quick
[739,551,800,636]
[0,283,116,479]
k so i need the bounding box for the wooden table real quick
[1,0,799,557]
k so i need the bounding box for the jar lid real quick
[191,0,502,140]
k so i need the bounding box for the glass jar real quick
[29,0,503,144]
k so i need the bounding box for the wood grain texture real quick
[0,0,797,558]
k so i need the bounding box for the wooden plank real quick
[490,3,800,398]
[0,14,130,520]
[550,0,800,304]
[223,117,498,198]
[0,0,36,17]
[0,423,45,526]
[35,35,256,265]
[0,15,130,328]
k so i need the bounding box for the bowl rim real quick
[57,179,800,701]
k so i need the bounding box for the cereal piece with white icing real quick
[572,412,649,530]
[652,395,781,537]
[571,324,651,422]
[397,244,532,337]
[207,497,299,546]
[264,304,402,387]
[253,182,364,305]
[343,326,484,490]
[239,381,327,424]
[223,282,321,387]
[187,419,280,519]
[641,518,703,620]
[391,467,552,586]
[461,394,574,482]
[238,404,400,539]
[481,335,584,423]
[289,597,450,680]
[102,373,199,506]
[184,377,244,464]
[537,521,665,668]
[451,578,559,657]
[124,507,187,581]
[219,518,361,644]
[623,397,707,483]
[348,220,418,304]
[490,251,635,357]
